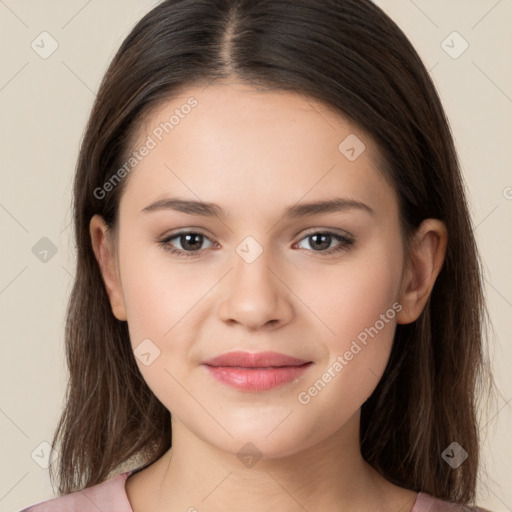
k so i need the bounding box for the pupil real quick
[311,234,330,251]
[182,233,202,250]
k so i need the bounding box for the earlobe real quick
[396,219,448,325]
[89,214,128,321]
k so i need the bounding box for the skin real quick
[90,79,447,512]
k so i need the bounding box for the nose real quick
[217,248,294,331]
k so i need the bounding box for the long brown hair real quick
[50,0,499,505]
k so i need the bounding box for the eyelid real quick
[159,227,214,241]
[297,226,354,240]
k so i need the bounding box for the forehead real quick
[136,80,376,154]
[120,80,394,219]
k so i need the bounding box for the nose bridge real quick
[216,235,293,330]
[233,236,274,288]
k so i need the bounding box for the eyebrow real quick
[140,197,375,219]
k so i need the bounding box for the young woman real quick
[20,0,497,511]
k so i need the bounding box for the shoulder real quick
[17,471,133,512]
[413,492,493,512]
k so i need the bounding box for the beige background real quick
[1,1,511,511]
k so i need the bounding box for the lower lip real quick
[203,363,312,391]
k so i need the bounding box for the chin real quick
[196,422,318,462]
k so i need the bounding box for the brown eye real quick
[159,231,214,257]
[175,233,205,251]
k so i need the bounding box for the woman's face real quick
[95,80,411,458]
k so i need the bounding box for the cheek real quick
[297,241,402,350]
[295,314,396,448]
[120,255,195,419]
[119,248,209,404]
[297,258,402,436]
[120,246,200,343]
[292,241,402,409]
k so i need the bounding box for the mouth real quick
[201,351,313,392]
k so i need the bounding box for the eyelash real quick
[158,229,355,259]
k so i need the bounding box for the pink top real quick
[19,469,492,512]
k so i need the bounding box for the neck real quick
[129,411,416,512]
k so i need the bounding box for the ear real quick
[396,219,448,324]
[89,214,127,321]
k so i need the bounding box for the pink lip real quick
[202,351,313,391]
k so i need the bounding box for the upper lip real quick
[202,351,311,368]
